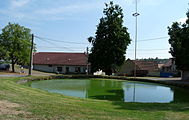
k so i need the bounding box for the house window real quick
[57,67,62,72]
[83,67,86,73]
[66,67,69,73]
[75,67,81,73]
[48,65,52,67]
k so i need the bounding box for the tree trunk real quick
[181,70,189,80]
[105,69,112,76]
[12,61,15,72]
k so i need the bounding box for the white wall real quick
[33,64,88,74]
[33,65,54,73]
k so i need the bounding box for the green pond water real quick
[31,79,189,103]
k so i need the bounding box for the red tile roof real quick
[33,52,88,66]
[163,59,173,67]
[133,60,159,71]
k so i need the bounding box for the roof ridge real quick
[35,52,86,54]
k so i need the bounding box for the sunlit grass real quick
[0,76,189,120]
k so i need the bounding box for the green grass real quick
[0,76,189,120]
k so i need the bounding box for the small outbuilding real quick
[160,58,179,77]
[118,59,159,76]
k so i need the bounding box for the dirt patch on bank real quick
[0,100,29,115]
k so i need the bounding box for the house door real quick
[57,67,62,72]
[66,67,69,73]
[75,67,81,73]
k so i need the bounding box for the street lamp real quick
[132,0,140,102]
[133,0,140,78]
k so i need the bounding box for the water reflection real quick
[31,79,189,103]
[122,82,174,103]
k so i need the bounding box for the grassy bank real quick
[0,76,189,120]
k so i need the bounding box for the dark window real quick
[48,65,52,67]
[75,67,81,73]
[66,67,69,73]
[78,67,81,72]
[57,67,62,72]
[83,67,86,73]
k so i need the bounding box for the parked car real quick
[0,64,10,71]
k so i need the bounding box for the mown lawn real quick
[0,76,189,120]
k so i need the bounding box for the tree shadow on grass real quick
[111,88,189,112]
[111,101,189,112]
[90,90,124,102]
[91,94,189,112]
[90,89,189,112]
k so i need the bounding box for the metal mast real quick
[132,0,140,78]
[132,0,140,102]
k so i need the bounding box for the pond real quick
[31,79,189,103]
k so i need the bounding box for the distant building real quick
[161,58,177,73]
[160,58,179,77]
[158,64,164,70]
[118,59,159,76]
[33,52,90,74]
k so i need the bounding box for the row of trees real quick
[138,58,169,64]
[168,11,189,80]
[89,1,189,79]
[0,23,32,72]
[0,2,189,80]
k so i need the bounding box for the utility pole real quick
[132,0,140,102]
[86,47,89,75]
[29,34,34,76]
[133,0,140,78]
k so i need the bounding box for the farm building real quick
[33,52,90,74]
[160,58,179,77]
[118,59,159,76]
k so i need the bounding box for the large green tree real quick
[0,23,32,72]
[88,1,131,75]
[0,46,7,60]
[168,11,189,80]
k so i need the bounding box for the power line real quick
[37,45,86,49]
[37,46,78,51]
[35,37,78,52]
[133,52,170,54]
[34,35,170,53]
[37,45,168,52]
[128,48,169,51]
[34,35,88,52]
[34,35,170,49]
[35,35,88,45]
[35,35,169,44]
[138,36,169,42]
[37,46,86,52]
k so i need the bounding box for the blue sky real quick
[0,0,188,59]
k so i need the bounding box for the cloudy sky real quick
[0,0,188,59]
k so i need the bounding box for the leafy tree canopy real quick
[88,1,131,75]
[168,11,189,70]
[0,22,32,72]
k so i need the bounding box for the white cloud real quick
[10,0,31,8]
[0,9,26,20]
[0,0,35,21]
[0,1,110,22]
[36,2,102,15]
[125,0,164,6]
[177,17,187,24]
[0,0,29,19]
[0,1,103,22]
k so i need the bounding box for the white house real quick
[33,52,90,74]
